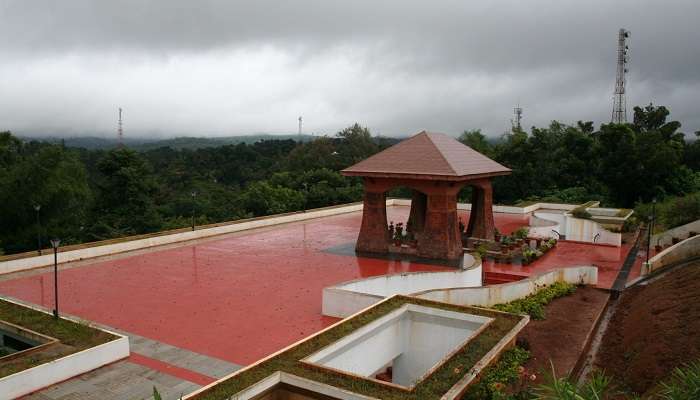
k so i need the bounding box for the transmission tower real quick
[298,116,302,137]
[117,107,124,147]
[513,105,523,131]
[612,28,630,124]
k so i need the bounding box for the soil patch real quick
[519,286,610,382]
[595,260,700,394]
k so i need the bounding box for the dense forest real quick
[1,104,698,255]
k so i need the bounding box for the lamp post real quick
[646,198,656,264]
[50,238,61,318]
[191,191,197,231]
[34,204,42,255]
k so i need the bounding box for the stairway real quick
[484,271,527,285]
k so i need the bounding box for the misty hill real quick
[25,134,320,150]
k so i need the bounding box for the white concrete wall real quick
[643,234,700,275]
[652,219,700,247]
[0,202,366,275]
[528,214,560,239]
[413,266,597,308]
[0,332,128,400]
[322,256,482,318]
[565,216,621,246]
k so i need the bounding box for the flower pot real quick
[494,234,501,242]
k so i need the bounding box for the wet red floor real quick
[0,207,637,366]
[482,241,642,289]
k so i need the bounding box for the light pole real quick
[191,191,197,231]
[34,204,42,255]
[646,198,656,264]
[50,238,61,318]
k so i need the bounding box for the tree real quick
[459,129,493,157]
[0,133,92,253]
[335,123,379,166]
[90,148,162,238]
[240,181,304,216]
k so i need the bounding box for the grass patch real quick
[658,360,700,399]
[462,346,531,400]
[191,295,524,400]
[492,282,577,320]
[0,299,116,378]
[616,208,633,218]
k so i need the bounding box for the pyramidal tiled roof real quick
[342,131,511,180]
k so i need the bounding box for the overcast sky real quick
[1,0,699,139]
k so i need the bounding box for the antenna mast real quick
[117,107,124,147]
[612,28,630,123]
[298,116,302,137]
[513,105,523,131]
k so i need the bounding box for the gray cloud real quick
[1,0,699,138]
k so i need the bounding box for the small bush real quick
[572,208,593,219]
[659,360,700,400]
[535,366,618,400]
[462,347,531,400]
[493,282,576,320]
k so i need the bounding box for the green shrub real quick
[572,208,593,219]
[492,282,576,320]
[635,192,700,232]
[535,366,618,400]
[462,347,531,400]
[659,360,700,400]
[514,228,530,240]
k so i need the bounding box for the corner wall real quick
[643,234,700,275]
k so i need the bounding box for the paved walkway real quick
[10,299,240,400]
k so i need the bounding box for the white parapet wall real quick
[0,299,129,400]
[0,202,365,275]
[528,214,560,239]
[413,266,597,308]
[652,219,700,247]
[643,234,700,276]
[322,254,482,318]
[564,216,621,246]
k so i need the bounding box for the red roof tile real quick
[341,131,510,180]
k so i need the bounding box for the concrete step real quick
[484,271,527,285]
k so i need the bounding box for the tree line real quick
[1,105,698,255]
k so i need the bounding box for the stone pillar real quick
[407,190,427,234]
[418,192,462,260]
[465,179,496,240]
[356,189,389,254]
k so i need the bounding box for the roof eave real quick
[340,170,512,181]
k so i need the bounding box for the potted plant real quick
[393,223,404,246]
[406,230,417,248]
[494,228,502,243]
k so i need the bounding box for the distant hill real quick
[22,134,318,151]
